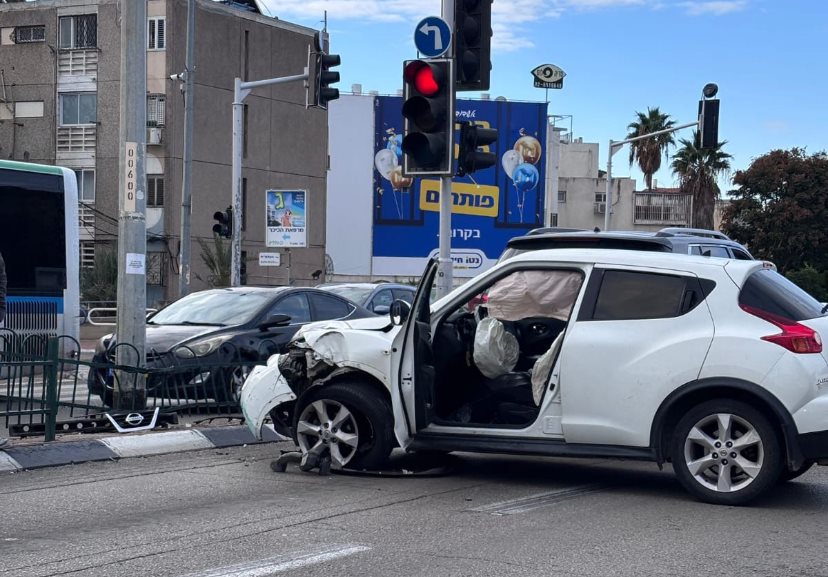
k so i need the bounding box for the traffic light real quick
[307,40,341,109]
[698,98,720,150]
[212,207,232,238]
[457,121,498,176]
[401,59,454,175]
[454,0,492,91]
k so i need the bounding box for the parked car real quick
[242,249,828,505]
[498,227,760,264]
[316,282,416,315]
[88,286,374,405]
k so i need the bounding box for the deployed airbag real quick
[473,317,519,378]
[486,270,581,322]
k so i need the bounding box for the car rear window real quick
[738,269,824,321]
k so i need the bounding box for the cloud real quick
[762,120,790,134]
[679,1,748,16]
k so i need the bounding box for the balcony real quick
[634,192,692,225]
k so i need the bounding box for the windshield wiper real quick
[178,321,227,327]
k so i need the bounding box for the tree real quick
[671,131,732,230]
[80,245,118,302]
[721,148,828,272]
[627,107,676,190]
[196,234,231,287]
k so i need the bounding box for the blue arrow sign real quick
[414,16,451,58]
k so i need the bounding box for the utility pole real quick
[115,0,147,410]
[178,0,195,297]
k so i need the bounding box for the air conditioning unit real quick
[594,202,606,214]
[147,127,163,145]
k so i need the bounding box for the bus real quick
[0,160,80,354]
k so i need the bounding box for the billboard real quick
[266,189,307,248]
[372,96,548,277]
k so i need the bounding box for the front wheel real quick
[293,383,394,470]
[671,400,783,506]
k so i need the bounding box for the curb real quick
[0,425,288,473]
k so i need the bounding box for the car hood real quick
[292,315,393,342]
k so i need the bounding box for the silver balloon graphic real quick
[501,150,522,180]
[374,149,398,180]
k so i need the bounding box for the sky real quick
[256,0,827,191]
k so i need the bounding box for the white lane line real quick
[180,544,371,577]
[471,484,606,515]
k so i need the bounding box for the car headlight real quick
[173,335,233,358]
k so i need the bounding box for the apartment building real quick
[0,0,328,306]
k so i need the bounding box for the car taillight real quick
[740,304,823,354]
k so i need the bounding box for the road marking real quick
[471,484,606,515]
[179,544,370,577]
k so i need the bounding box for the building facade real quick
[0,0,328,307]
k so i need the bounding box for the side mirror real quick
[373,305,390,315]
[389,299,411,326]
[258,313,291,331]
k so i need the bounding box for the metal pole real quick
[178,0,195,297]
[116,0,147,409]
[231,77,244,287]
[436,0,455,299]
[604,139,613,231]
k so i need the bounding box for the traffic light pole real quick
[231,72,308,286]
[603,120,698,231]
[436,0,455,300]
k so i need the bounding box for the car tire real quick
[670,399,783,506]
[779,460,815,483]
[214,366,252,404]
[293,383,394,471]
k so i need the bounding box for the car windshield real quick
[148,291,274,326]
[321,285,374,304]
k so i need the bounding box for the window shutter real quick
[157,18,166,49]
[156,178,164,206]
[148,18,156,49]
[157,96,165,126]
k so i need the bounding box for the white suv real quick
[241,249,828,505]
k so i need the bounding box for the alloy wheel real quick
[683,412,764,493]
[296,399,360,467]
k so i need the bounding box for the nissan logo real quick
[124,413,144,426]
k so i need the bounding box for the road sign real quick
[531,64,566,89]
[414,16,451,58]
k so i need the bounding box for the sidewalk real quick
[0,423,289,473]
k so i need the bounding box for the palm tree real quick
[671,131,732,230]
[196,234,231,287]
[627,107,676,190]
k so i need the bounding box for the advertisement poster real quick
[372,96,548,277]
[266,189,307,248]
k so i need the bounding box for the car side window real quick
[393,288,415,303]
[731,249,753,260]
[309,293,353,320]
[592,270,688,320]
[691,245,730,258]
[369,289,394,311]
[270,293,311,325]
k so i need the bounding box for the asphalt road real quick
[1,442,827,577]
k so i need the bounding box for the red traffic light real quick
[404,60,444,97]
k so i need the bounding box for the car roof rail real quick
[656,227,732,241]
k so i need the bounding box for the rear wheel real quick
[671,399,783,506]
[293,383,394,470]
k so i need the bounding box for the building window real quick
[243,104,249,158]
[147,94,166,127]
[59,14,97,49]
[60,93,96,125]
[146,252,167,286]
[80,241,95,269]
[148,17,165,50]
[74,169,95,202]
[558,190,566,204]
[15,25,46,44]
[595,192,606,204]
[147,175,164,207]
[241,177,247,231]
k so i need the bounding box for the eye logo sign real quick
[531,64,566,89]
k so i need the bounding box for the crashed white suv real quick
[241,249,828,505]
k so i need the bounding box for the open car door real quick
[393,258,439,444]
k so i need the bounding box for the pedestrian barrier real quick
[1,330,275,442]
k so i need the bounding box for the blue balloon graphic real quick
[512,163,539,193]
[387,134,403,162]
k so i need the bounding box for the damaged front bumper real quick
[240,354,297,440]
